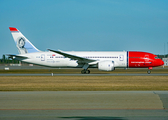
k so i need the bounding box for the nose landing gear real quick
[147,67,152,74]
[147,70,151,74]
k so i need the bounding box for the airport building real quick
[162,58,168,66]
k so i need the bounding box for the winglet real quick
[9,27,19,32]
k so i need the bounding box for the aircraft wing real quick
[48,49,96,63]
[6,54,28,59]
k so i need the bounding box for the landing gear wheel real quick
[81,70,90,74]
[147,70,151,74]
[86,70,90,74]
[81,70,86,74]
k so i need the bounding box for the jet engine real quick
[98,61,115,71]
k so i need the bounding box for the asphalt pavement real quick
[0,91,168,120]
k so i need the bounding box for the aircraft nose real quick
[161,60,164,66]
[155,59,164,66]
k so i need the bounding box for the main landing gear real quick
[81,69,90,74]
[81,64,90,74]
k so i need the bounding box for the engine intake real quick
[98,61,115,71]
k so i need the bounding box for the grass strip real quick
[0,76,168,91]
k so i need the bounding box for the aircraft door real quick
[119,55,124,61]
[41,54,45,61]
[145,55,149,62]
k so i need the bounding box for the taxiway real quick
[0,91,168,120]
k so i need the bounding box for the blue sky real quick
[0,0,168,58]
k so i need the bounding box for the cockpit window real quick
[155,56,159,59]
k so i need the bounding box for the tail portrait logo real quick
[17,37,28,54]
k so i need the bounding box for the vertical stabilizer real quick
[9,27,40,54]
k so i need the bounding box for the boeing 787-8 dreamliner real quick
[7,27,164,74]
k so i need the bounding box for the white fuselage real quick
[19,51,127,68]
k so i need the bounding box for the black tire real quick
[81,70,90,74]
[81,70,86,74]
[86,70,90,74]
[147,70,151,74]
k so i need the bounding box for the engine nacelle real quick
[98,61,115,71]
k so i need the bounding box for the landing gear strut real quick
[147,67,152,74]
[81,64,90,74]
[81,69,90,74]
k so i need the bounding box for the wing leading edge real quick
[47,49,96,63]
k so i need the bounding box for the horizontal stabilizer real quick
[6,54,28,59]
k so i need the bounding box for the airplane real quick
[7,27,164,74]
